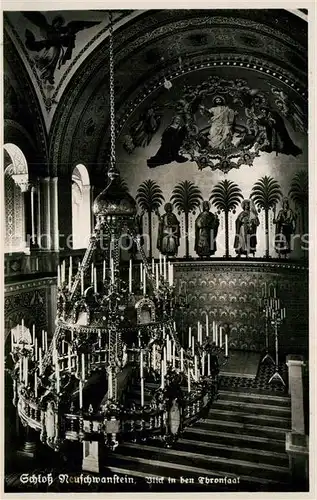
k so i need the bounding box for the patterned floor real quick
[219,358,289,394]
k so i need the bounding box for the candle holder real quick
[268,309,286,386]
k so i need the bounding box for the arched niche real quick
[72,164,91,249]
[4,143,29,253]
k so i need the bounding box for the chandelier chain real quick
[109,12,116,169]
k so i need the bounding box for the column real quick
[42,178,51,250]
[82,440,99,473]
[50,177,59,251]
[285,355,309,489]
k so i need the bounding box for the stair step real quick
[218,390,290,407]
[174,438,289,466]
[207,408,291,429]
[183,427,286,452]
[196,418,288,440]
[114,443,290,481]
[212,400,291,417]
[107,455,291,490]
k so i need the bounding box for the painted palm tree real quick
[251,176,282,258]
[171,180,203,258]
[136,179,164,259]
[289,170,308,234]
[210,180,243,258]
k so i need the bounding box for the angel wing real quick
[22,11,50,37]
[66,20,101,34]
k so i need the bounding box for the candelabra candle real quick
[21,318,24,331]
[197,321,200,343]
[202,352,205,376]
[163,256,167,281]
[207,353,211,376]
[80,269,84,295]
[35,338,38,361]
[163,326,166,339]
[170,263,174,286]
[180,347,184,371]
[155,263,159,289]
[11,330,14,352]
[93,267,97,293]
[57,264,61,288]
[55,361,60,394]
[194,355,198,379]
[163,347,167,371]
[129,259,132,293]
[206,314,209,337]
[140,350,144,406]
[111,259,115,284]
[91,263,94,285]
[187,368,191,393]
[161,360,164,389]
[62,261,66,284]
[191,337,195,357]
[189,327,192,348]
[153,344,156,370]
[219,327,223,347]
[79,380,83,408]
[45,331,48,352]
[159,253,162,275]
[103,260,106,281]
[152,258,155,274]
[225,334,228,357]
[172,342,176,368]
[140,262,143,287]
[274,288,276,298]
[68,347,71,372]
[34,372,38,398]
[41,330,45,350]
[143,267,146,296]
[39,347,43,375]
[24,357,28,386]
[81,353,85,380]
[215,324,218,346]
[173,321,176,331]
[212,321,216,342]
[19,358,22,382]
[138,330,141,348]
[108,370,113,399]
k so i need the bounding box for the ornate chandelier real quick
[8,13,229,474]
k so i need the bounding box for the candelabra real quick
[260,288,286,385]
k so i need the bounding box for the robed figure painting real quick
[234,199,260,257]
[274,197,297,257]
[157,203,180,257]
[194,201,219,258]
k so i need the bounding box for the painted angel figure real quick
[269,85,307,134]
[22,12,100,84]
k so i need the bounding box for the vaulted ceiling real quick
[3,9,308,179]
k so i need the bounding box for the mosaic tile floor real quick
[219,359,288,394]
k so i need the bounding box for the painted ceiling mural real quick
[121,73,306,174]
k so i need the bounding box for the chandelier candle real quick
[129,259,132,293]
[155,263,159,289]
[225,334,228,357]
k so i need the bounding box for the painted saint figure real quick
[157,203,180,257]
[200,96,235,150]
[194,201,219,258]
[273,197,296,257]
[234,199,260,257]
[147,115,188,168]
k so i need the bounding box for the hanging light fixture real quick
[7,11,229,478]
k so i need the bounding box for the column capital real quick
[286,354,305,367]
